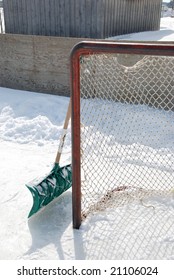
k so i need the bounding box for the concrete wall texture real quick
[0,34,82,96]
[0,34,173,101]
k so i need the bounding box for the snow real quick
[0,18,174,260]
[109,17,174,41]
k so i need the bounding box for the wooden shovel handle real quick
[55,98,71,164]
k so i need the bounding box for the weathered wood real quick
[3,0,162,38]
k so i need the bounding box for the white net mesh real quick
[80,195,174,259]
[79,53,174,227]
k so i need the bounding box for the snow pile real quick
[0,88,71,146]
[0,106,59,144]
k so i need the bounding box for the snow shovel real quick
[26,101,72,218]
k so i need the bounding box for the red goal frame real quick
[70,41,174,229]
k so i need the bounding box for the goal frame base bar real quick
[70,40,174,229]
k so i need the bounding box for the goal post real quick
[70,41,174,229]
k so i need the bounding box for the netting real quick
[80,195,174,259]
[79,53,174,226]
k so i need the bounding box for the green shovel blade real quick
[26,163,72,218]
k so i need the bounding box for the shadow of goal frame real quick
[70,41,174,230]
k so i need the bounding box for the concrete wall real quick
[0,33,173,102]
[0,34,82,96]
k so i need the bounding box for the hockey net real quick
[71,42,174,258]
